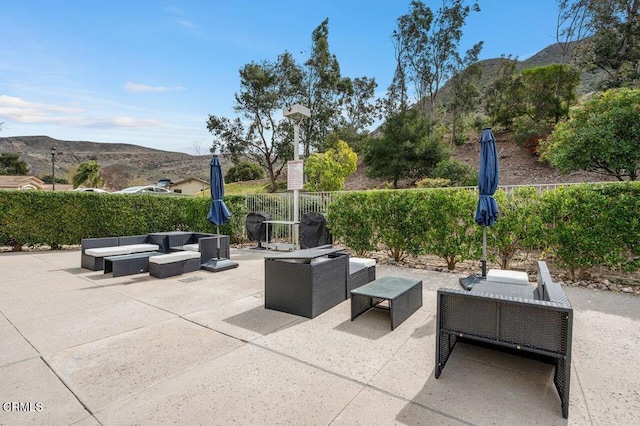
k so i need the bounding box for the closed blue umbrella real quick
[207,155,231,226]
[203,155,238,272]
[475,128,499,278]
[460,128,499,289]
[475,128,499,227]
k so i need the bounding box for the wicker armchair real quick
[435,261,573,419]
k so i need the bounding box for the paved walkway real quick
[0,248,639,425]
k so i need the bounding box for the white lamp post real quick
[283,104,311,248]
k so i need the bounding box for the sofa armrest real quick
[537,261,571,306]
[81,237,119,270]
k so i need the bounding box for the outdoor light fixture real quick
[283,104,311,122]
[283,104,311,248]
[50,147,57,191]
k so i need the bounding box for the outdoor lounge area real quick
[1,247,639,425]
[80,231,231,278]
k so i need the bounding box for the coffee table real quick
[351,276,423,330]
[104,252,163,277]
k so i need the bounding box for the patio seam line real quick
[39,355,99,424]
[246,340,474,426]
[0,310,42,355]
[570,355,595,425]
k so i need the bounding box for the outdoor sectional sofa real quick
[435,261,573,419]
[80,232,230,276]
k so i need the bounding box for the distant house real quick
[0,175,44,190]
[168,177,210,196]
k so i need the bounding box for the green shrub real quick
[0,191,248,249]
[370,191,429,262]
[225,162,264,183]
[540,183,640,278]
[429,159,478,187]
[421,189,480,271]
[490,187,545,269]
[327,192,377,256]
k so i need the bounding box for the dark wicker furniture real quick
[149,251,202,278]
[81,232,228,273]
[103,252,163,277]
[264,247,348,318]
[351,276,423,330]
[348,260,376,297]
[435,261,573,418]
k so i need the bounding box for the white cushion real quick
[487,269,529,285]
[149,251,201,265]
[182,243,200,252]
[85,246,132,257]
[350,257,376,268]
[123,243,160,253]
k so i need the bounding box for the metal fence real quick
[244,192,336,244]
[243,182,613,244]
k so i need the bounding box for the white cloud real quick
[87,117,162,129]
[178,19,196,28]
[124,82,185,93]
[0,95,82,124]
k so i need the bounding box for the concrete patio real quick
[0,248,638,425]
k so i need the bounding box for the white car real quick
[73,188,109,193]
[113,185,171,194]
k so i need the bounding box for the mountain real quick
[477,41,604,96]
[0,136,214,188]
[0,43,610,191]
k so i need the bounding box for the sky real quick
[0,0,563,155]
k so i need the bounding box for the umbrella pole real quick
[216,225,221,259]
[202,224,238,272]
[481,225,487,278]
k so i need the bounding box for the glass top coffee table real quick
[351,276,423,330]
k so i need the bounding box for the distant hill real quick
[0,42,610,191]
[0,136,215,188]
[514,41,604,95]
[440,41,604,106]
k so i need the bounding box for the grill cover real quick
[245,212,271,242]
[300,212,331,249]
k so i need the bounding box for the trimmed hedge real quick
[328,188,479,270]
[328,182,640,275]
[0,191,247,250]
[2,183,639,278]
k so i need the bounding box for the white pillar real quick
[283,104,310,250]
[293,122,300,247]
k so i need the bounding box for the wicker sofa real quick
[80,232,226,272]
[435,261,573,419]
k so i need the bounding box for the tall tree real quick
[300,19,350,156]
[393,0,482,117]
[484,56,523,128]
[520,64,581,124]
[342,76,379,133]
[0,153,28,175]
[207,53,303,192]
[556,0,591,64]
[364,109,450,188]
[445,60,483,144]
[72,161,103,188]
[561,0,640,88]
